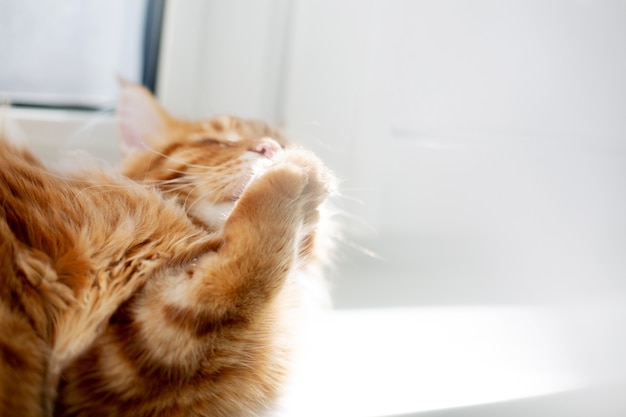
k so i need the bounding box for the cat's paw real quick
[230,149,333,226]
[275,149,335,208]
[261,162,309,200]
[239,156,310,208]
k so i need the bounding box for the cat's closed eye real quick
[199,138,229,147]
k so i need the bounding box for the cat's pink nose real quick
[250,137,282,158]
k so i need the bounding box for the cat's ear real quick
[117,78,170,153]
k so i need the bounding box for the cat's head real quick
[117,80,287,230]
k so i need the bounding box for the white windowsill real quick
[284,304,626,417]
[5,107,121,164]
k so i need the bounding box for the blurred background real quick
[2,1,626,416]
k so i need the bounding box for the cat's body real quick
[0,82,333,416]
[0,138,217,416]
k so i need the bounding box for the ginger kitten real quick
[54,82,335,416]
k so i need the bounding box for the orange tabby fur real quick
[54,83,335,416]
[0,134,219,416]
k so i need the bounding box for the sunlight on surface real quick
[280,305,625,417]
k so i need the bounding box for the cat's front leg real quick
[275,150,336,265]
[186,149,332,320]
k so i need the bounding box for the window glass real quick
[0,0,148,108]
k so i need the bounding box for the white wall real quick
[157,0,291,121]
[281,0,626,233]
[275,0,626,306]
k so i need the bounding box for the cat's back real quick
[0,138,216,416]
[0,138,209,292]
[0,140,85,416]
[0,140,84,331]
[0,139,142,309]
[0,137,215,335]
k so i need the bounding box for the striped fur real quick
[55,83,335,416]
[0,137,218,416]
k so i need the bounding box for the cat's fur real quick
[49,82,335,416]
[0,130,219,416]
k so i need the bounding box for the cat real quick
[52,81,335,416]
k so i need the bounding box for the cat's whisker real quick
[334,193,367,206]
[164,184,193,194]
[185,189,220,216]
[141,160,153,183]
[331,207,377,233]
[337,186,377,192]
[169,229,212,254]
[178,174,206,184]
[163,181,191,190]
[142,177,189,185]
[145,147,214,170]
[166,168,193,175]
[182,183,205,210]
[336,234,385,261]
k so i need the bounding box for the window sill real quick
[6,106,120,163]
[284,304,626,416]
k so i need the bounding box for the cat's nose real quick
[250,137,282,158]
